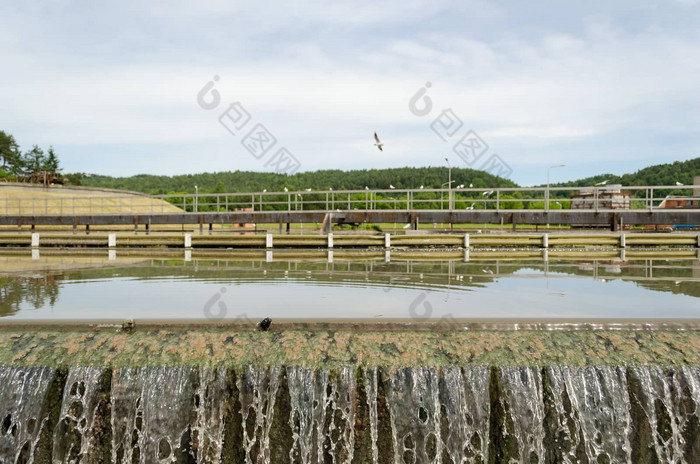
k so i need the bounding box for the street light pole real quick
[546,164,565,211]
[445,157,452,210]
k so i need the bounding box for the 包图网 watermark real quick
[409,82,512,179]
[197,76,302,175]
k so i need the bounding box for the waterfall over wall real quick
[2,365,700,463]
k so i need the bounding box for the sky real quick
[1,0,699,186]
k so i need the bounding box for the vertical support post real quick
[108,233,117,248]
[385,233,391,248]
[146,221,150,235]
[266,250,273,262]
[184,233,192,248]
[185,249,192,262]
[464,233,470,248]
[328,233,334,248]
[208,223,213,235]
[31,233,40,248]
[620,233,626,248]
[85,224,90,235]
[542,233,549,248]
[108,249,116,261]
[266,233,273,249]
[328,250,334,263]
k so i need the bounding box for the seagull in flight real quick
[373,132,384,151]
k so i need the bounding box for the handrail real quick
[2,185,699,215]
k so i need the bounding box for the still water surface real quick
[1,253,699,321]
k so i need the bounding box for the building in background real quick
[570,185,630,210]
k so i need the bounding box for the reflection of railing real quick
[3,185,700,215]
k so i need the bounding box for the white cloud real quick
[1,1,699,184]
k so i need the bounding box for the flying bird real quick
[373,132,384,151]
[482,190,494,196]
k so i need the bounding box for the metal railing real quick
[2,185,699,215]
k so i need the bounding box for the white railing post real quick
[266,233,273,249]
[385,233,391,248]
[184,233,192,248]
[542,233,549,248]
[108,233,117,248]
[620,234,626,248]
[328,233,333,248]
[464,233,470,248]
[31,233,40,247]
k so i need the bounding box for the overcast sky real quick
[1,0,699,185]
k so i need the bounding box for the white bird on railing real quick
[329,187,333,191]
[420,185,424,189]
[365,186,369,190]
[469,183,473,188]
[306,188,311,192]
[389,184,395,189]
[467,203,475,210]
[482,190,494,196]
[262,189,267,192]
[595,180,608,186]
[284,187,288,192]
[458,184,464,188]
[676,181,684,186]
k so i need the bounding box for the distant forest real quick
[75,167,519,195]
[72,157,699,195]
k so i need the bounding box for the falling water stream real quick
[2,365,700,463]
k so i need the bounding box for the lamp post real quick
[546,164,565,211]
[194,185,198,212]
[445,157,452,210]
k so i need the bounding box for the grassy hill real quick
[552,157,700,188]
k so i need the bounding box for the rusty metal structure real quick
[1,171,68,186]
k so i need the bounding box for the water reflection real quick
[1,250,699,320]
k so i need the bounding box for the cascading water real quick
[52,367,108,464]
[192,367,231,464]
[545,366,632,463]
[286,366,356,464]
[439,366,490,464]
[111,367,198,464]
[384,367,442,464]
[0,364,699,462]
[237,365,281,464]
[628,365,700,463]
[0,367,55,464]
[363,367,380,464]
[493,366,546,464]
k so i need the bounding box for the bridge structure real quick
[1,185,699,232]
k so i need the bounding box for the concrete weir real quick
[1,326,700,462]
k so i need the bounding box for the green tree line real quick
[0,130,61,177]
